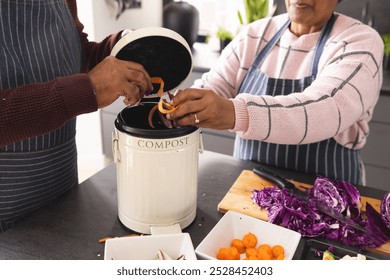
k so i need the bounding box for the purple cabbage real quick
[252,177,390,249]
[308,177,362,218]
[252,187,338,238]
[380,192,390,229]
[361,203,390,247]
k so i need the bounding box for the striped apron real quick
[0,0,81,232]
[234,14,363,185]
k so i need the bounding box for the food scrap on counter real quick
[98,233,140,243]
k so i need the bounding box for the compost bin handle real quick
[199,130,204,154]
[112,131,121,164]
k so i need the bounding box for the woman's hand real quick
[88,56,153,108]
[167,88,235,129]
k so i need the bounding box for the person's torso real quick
[0,0,81,231]
[234,14,363,185]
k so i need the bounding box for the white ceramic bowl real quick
[195,211,301,260]
[104,233,197,260]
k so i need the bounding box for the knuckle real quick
[182,101,193,112]
[131,69,142,79]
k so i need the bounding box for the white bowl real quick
[104,233,197,260]
[195,211,301,260]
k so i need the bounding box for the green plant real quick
[238,0,269,25]
[382,34,390,54]
[216,27,234,52]
[216,27,234,41]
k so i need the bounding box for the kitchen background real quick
[75,0,390,190]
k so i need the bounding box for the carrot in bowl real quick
[216,247,240,260]
[257,244,273,260]
[245,247,258,258]
[231,239,246,254]
[242,232,257,248]
[272,244,285,259]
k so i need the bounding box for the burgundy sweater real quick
[0,0,122,147]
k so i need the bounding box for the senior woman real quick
[167,0,384,185]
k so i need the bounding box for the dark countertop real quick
[0,150,388,260]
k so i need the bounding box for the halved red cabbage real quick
[363,203,390,247]
[307,177,362,218]
[252,177,390,249]
[380,193,390,229]
[252,187,339,238]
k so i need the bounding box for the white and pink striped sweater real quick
[194,13,384,150]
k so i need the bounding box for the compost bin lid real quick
[111,27,193,93]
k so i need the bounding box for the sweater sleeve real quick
[0,74,96,146]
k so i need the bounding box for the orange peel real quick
[148,77,179,128]
[158,98,179,114]
[151,77,165,97]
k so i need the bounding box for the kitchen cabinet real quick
[361,75,390,191]
[100,98,124,157]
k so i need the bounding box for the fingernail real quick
[166,114,171,120]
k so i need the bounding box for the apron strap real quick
[310,13,338,77]
[250,18,291,69]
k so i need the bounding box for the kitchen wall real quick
[274,0,390,34]
[337,0,390,34]
[182,0,275,38]
[88,0,163,41]
[75,0,102,167]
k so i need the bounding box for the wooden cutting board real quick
[217,170,389,255]
[217,170,382,217]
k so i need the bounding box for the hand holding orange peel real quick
[148,77,179,128]
[150,77,165,97]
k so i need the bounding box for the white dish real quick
[195,211,301,260]
[104,233,197,260]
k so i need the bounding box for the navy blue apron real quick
[0,0,81,231]
[234,14,363,185]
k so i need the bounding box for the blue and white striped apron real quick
[0,0,81,231]
[234,14,363,185]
